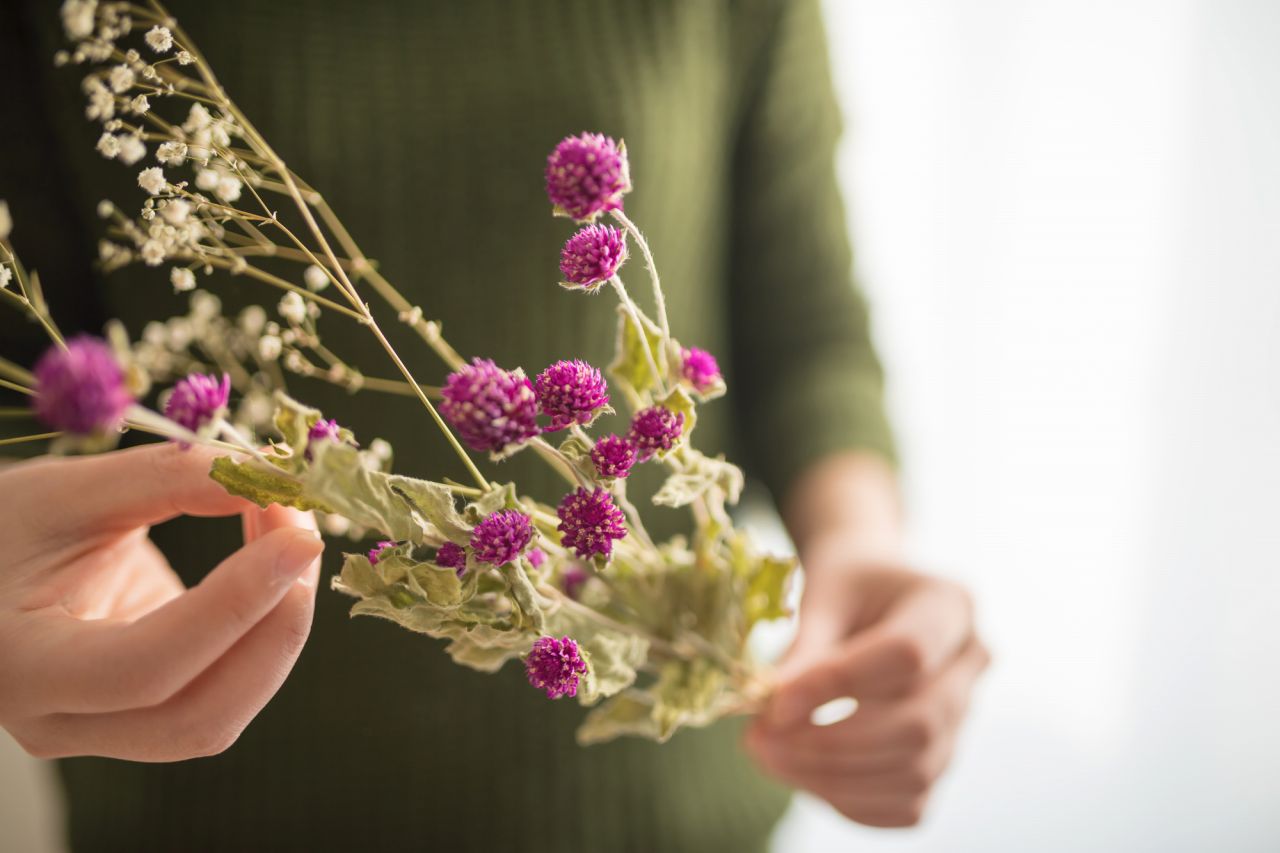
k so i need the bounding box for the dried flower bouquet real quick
[0,0,797,744]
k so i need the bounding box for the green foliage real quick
[607,305,667,404]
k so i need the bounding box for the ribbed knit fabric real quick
[0,1,895,850]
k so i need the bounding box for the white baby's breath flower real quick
[278,291,307,325]
[170,267,196,292]
[190,290,221,320]
[139,238,165,266]
[176,50,195,66]
[160,199,191,225]
[195,168,220,191]
[85,85,114,121]
[321,514,352,536]
[210,122,232,147]
[142,321,167,345]
[258,334,282,361]
[61,0,97,40]
[130,94,150,115]
[183,103,212,132]
[167,318,194,349]
[137,166,166,196]
[0,267,12,290]
[0,201,11,240]
[214,174,242,203]
[145,25,173,53]
[108,64,135,94]
[369,438,393,462]
[304,264,329,291]
[156,141,188,166]
[95,132,120,159]
[118,135,146,165]
[238,304,267,336]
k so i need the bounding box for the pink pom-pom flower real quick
[534,359,609,431]
[470,509,534,567]
[559,225,627,291]
[525,635,588,699]
[680,347,722,394]
[590,434,637,480]
[440,359,540,453]
[545,132,631,222]
[164,372,230,432]
[557,487,627,559]
[628,406,684,462]
[32,336,134,435]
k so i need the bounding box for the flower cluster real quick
[525,635,588,699]
[628,406,684,461]
[470,510,535,567]
[33,336,134,435]
[367,540,396,566]
[435,541,467,574]
[440,359,540,453]
[545,133,631,222]
[557,488,628,559]
[589,434,636,479]
[534,359,609,431]
[681,347,721,393]
[163,372,230,432]
[560,225,627,290]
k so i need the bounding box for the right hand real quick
[0,443,324,761]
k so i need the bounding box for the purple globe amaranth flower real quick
[545,132,631,222]
[305,418,343,461]
[557,487,627,560]
[470,509,534,566]
[33,336,134,435]
[164,372,230,432]
[435,541,467,576]
[367,540,396,566]
[534,359,609,431]
[559,225,627,291]
[628,406,684,462]
[590,434,637,479]
[525,635,588,700]
[440,359,540,453]
[681,347,722,394]
[561,564,589,600]
[527,547,546,569]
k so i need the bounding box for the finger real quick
[20,574,317,761]
[768,580,973,728]
[18,444,251,539]
[763,636,988,754]
[26,526,322,714]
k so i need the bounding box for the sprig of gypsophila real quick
[60,0,486,489]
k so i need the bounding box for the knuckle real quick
[901,761,936,795]
[887,634,929,681]
[901,713,938,752]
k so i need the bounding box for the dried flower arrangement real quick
[0,0,797,744]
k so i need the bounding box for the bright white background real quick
[774,0,1280,850]
[3,1,1279,851]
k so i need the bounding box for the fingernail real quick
[273,530,324,586]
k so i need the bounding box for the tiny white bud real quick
[170,266,196,292]
[304,264,329,291]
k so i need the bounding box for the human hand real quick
[0,443,323,761]
[745,551,988,827]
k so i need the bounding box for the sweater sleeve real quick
[727,0,897,501]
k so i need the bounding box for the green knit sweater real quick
[0,1,894,850]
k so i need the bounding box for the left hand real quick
[744,555,988,827]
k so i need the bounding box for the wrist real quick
[783,450,904,569]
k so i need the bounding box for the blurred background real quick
[3,0,1278,850]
